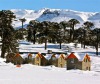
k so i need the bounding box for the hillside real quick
[11,8,100,28]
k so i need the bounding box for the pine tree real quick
[0,10,17,58]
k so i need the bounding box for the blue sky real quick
[0,0,99,12]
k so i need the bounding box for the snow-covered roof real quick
[55,54,60,58]
[66,52,90,61]
[74,53,86,61]
[21,53,28,59]
[44,54,53,60]
[32,54,37,58]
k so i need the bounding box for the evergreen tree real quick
[68,19,80,42]
[27,20,39,44]
[37,21,52,50]
[0,10,17,58]
[83,21,94,48]
[19,18,26,34]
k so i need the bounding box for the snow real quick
[0,42,100,84]
[18,41,68,53]
[44,54,53,60]
[74,53,86,61]
[21,53,29,59]
[11,8,100,29]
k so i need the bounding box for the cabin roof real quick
[44,54,53,60]
[66,53,90,61]
[21,53,28,59]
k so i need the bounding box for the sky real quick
[0,0,100,12]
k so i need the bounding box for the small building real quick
[65,53,91,71]
[6,53,23,65]
[44,54,66,68]
[6,53,15,63]
[33,53,43,66]
[13,53,24,65]
[57,54,66,68]
[21,53,29,64]
[44,54,53,66]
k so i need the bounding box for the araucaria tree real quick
[0,10,17,58]
[27,20,39,44]
[37,21,52,50]
[83,21,94,48]
[19,18,26,34]
[68,19,80,42]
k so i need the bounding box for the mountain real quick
[11,8,100,28]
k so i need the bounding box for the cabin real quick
[22,53,33,64]
[65,53,91,71]
[44,54,57,66]
[21,53,29,64]
[40,54,48,66]
[44,54,66,68]
[6,53,15,63]
[13,53,24,65]
[48,54,58,66]
[57,54,66,68]
[44,54,54,66]
[33,53,43,66]
[6,53,24,65]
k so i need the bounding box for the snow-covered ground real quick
[0,42,100,84]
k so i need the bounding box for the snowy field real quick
[0,42,100,84]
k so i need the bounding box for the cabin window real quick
[28,56,32,60]
[60,57,62,62]
[86,59,88,62]
[84,58,88,62]
[36,57,39,61]
[86,67,88,70]
[52,57,56,61]
[71,58,74,63]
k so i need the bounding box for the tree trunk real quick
[60,42,62,49]
[22,22,23,34]
[69,28,72,42]
[84,43,85,49]
[72,25,74,42]
[83,30,86,49]
[33,31,36,44]
[1,44,6,58]
[45,38,47,50]
[95,45,98,56]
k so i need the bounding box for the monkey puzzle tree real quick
[83,21,94,48]
[19,18,26,33]
[0,10,17,58]
[68,19,80,42]
[27,20,39,44]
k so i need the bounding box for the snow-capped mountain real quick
[11,8,100,28]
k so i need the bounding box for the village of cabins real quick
[6,51,91,71]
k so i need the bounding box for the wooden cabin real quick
[13,53,24,65]
[44,54,66,67]
[44,54,58,66]
[6,53,15,63]
[27,53,33,63]
[33,53,43,66]
[44,54,53,66]
[40,54,48,66]
[65,53,91,71]
[22,53,33,64]
[21,53,29,64]
[57,54,66,68]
